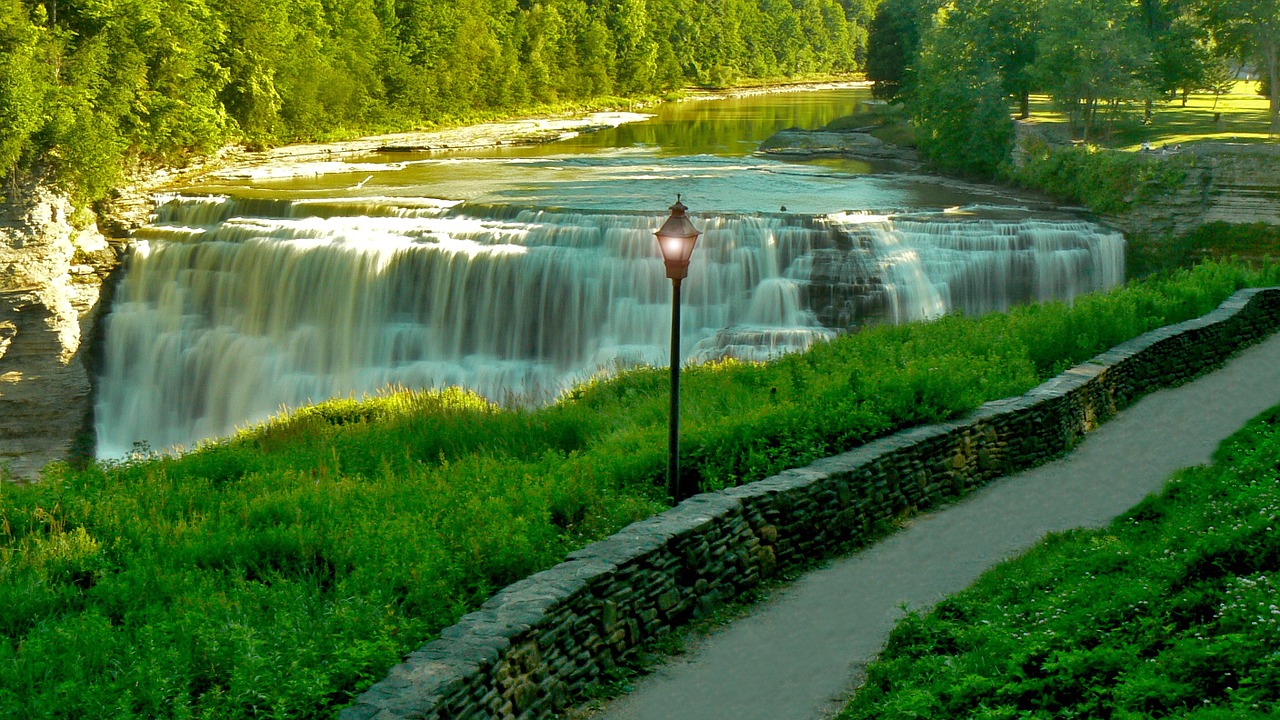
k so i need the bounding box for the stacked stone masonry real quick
[341,287,1280,720]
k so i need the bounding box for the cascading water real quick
[805,212,1126,328]
[95,196,1124,456]
[95,196,834,455]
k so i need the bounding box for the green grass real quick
[3,261,1280,719]
[840,402,1280,720]
[1006,141,1178,214]
[1021,81,1275,150]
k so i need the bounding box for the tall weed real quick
[2,260,1279,718]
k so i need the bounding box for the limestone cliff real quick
[1109,143,1280,237]
[0,180,122,481]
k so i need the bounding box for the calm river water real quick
[185,86,1050,214]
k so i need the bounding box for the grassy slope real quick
[841,404,1280,720]
[1134,223,1280,277]
[3,262,1280,718]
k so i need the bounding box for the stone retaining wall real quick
[341,287,1280,720]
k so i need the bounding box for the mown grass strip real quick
[840,403,1280,720]
[2,261,1279,719]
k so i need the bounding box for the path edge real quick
[341,287,1280,720]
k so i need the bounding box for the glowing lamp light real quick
[654,195,701,281]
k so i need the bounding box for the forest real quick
[0,0,872,205]
[6,0,1276,207]
[867,0,1280,175]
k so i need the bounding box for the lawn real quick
[1021,80,1275,150]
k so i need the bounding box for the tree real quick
[609,0,657,94]
[1,0,883,204]
[1201,54,1236,111]
[910,5,1015,175]
[1030,0,1152,140]
[969,0,1044,118]
[865,0,924,100]
[1205,0,1280,132]
[0,0,47,177]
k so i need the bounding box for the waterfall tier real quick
[95,197,1124,456]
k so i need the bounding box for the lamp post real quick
[655,194,701,502]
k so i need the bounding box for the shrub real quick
[1005,140,1190,215]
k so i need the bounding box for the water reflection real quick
[187,87,1054,216]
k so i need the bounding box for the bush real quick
[1005,140,1191,215]
[1129,222,1280,278]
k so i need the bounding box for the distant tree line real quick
[867,0,1280,175]
[0,0,875,205]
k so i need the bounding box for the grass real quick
[3,260,1280,719]
[840,402,1280,720]
[1021,80,1276,150]
[822,101,918,147]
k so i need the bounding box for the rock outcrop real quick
[1,180,122,481]
[758,128,922,168]
[1110,143,1280,237]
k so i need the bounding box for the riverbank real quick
[101,79,871,229]
[158,81,871,183]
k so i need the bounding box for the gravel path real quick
[589,330,1280,720]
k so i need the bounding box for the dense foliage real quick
[0,0,873,205]
[1006,138,1189,215]
[1128,221,1280,278]
[4,260,1280,719]
[841,403,1280,720]
[865,0,1278,174]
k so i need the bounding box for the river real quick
[95,86,1124,456]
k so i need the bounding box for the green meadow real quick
[1022,81,1276,151]
[4,261,1280,719]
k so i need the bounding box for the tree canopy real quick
[0,0,875,205]
[868,0,1278,174]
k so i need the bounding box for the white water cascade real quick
[810,213,1127,328]
[95,197,1124,456]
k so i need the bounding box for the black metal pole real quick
[668,277,682,502]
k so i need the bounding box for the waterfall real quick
[811,212,1126,327]
[95,197,1124,456]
